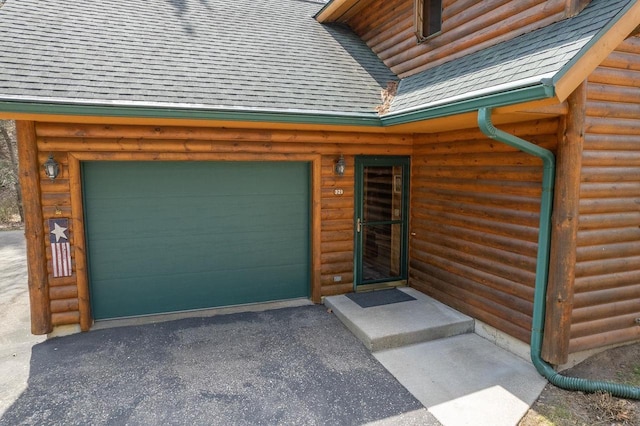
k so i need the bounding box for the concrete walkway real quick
[325,288,547,426]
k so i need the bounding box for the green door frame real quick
[354,156,410,289]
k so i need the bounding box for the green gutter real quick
[0,80,554,129]
[478,107,640,400]
[382,82,554,126]
[0,100,383,127]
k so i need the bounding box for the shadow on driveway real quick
[0,306,438,425]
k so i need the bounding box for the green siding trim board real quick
[83,161,310,320]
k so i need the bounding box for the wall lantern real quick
[43,154,60,180]
[335,155,346,176]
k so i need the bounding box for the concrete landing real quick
[324,287,548,426]
[324,287,474,351]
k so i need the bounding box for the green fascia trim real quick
[0,100,383,127]
[0,81,554,128]
[381,82,555,126]
[552,0,637,87]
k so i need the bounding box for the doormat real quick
[346,288,416,308]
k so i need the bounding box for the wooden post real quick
[16,121,52,335]
[68,154,91,331]
[541,81,587,364]
[311,155,322,303]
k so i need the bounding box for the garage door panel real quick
[83,161,310,320]
[87,233,309,279]
[84,195,306,238]
[86,162,308,198]
[91,262,308,318]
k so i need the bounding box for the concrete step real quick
[324,287,474,352]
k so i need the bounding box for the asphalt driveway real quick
[0,231,438,425]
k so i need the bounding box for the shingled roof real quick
[0,0,637,124]
[0,0,395,115]
[388,0,636,116]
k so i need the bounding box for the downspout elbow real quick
[478,108,555,170]
[477,107,640,400]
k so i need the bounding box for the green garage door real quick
[83,161,310,320]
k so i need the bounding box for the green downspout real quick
[478,107,640,400]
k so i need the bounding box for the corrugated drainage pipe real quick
[478,107,640,400]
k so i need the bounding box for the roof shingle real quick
[388,0,634,115]
[0,0,396,114]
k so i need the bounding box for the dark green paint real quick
[354,156,410,287]
[380,83,555,126]
[479,107,640,400]
[0,101,381,126]
[83,161,310,320]
[0,82,552,127]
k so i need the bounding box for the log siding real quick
[410,119,560,343]
[570,35,640,354]
[39,151,82,327]
[345,0,570,78]
[31,121,413,328]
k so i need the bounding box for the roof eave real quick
[314,0,359,22]
[553,0,640,101]
[0,81,556,129]
[381,82,556,127]
[0,99,383,127]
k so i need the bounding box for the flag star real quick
[50,223,68,242]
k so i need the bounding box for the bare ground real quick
[520,342,640,426]
[0,214,22,231]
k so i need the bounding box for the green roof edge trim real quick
[381,82,555,126]
[552,0,637,87]
[0,81,554,128]
[0,100,383,127]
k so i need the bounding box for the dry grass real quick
[520,343,640,426]
[587,391,637,425]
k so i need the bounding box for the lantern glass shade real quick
[335,155,346,176]
[43,155,60,180]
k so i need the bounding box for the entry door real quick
[354,156,409,287]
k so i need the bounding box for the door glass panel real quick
[356,157,408,286]
[362,223,402,281]
[363,166,403,222]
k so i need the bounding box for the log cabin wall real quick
[38,150,80,327]
[410,119,560,343]
[569,35,640,354]
[31,121,413,328]
[344,0,578,78]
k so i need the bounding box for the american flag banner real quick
[49,218,72,278]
